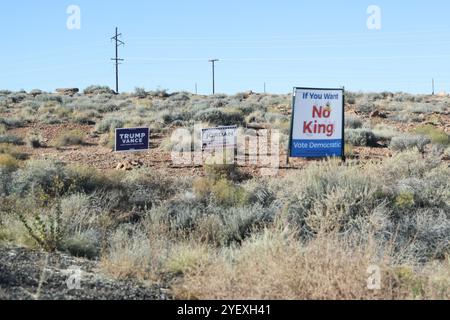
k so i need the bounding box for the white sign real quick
[201,125,238,151]
[290,87,344,158]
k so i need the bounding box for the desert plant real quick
[16,202,64,252]
[390,135,431,153]
[345,116,363,129]
[0,154,20,171]
[0,134,24,145]
[414,125,449,146]
[95,118,124,134]
[345,129,378,147]
[133,87,147,99]
[26,132,44,148]
[62,230,100,259]
[84,85,112,95]
[372,124,398,142]
[12,160,68,196]
[53,130,84,147]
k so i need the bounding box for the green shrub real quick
[63,230,100,259]
[16,202,65,252]
[414,125,449,146]
[395,192,415,209]
[211,178,248,207]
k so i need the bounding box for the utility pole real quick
[111,27,125,94]
[195,83,198,95]
[432,78,435,95]
[264,82,266,94]
[209,59,219,95]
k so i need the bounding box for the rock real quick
[55,88,79,96]
[115,159,144,171]
[370,110,388,118]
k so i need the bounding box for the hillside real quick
[0,87,449,300]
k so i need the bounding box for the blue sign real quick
[289,87,345,158]
[115,127,150,152]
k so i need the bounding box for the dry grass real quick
[53,130,85,147]
[173,228,450,300]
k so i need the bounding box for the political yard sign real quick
[115,127,150,152]
[289,87,344,158]
[201,125,238,151]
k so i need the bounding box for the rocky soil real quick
[0,245,170,300]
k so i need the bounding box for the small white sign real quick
[201,125,238,151]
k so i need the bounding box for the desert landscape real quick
[0,86,449,299]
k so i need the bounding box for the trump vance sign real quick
[289,87,344,158]
[201,125,238,151]
[115,127,150,152]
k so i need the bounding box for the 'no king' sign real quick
[289,87,344,158]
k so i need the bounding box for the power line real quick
[111,27,125,94]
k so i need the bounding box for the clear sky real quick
[1,0,450,94]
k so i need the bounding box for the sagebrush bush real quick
[134,87,147,99]
[12,160,68,196]
[345,129,378,147]
[194,108,245,126]
[121,168,182,209]
[372,124,398,142]
[62,230,101,259]
[345,116,363,129]
[84,85,112,95]
[26,132,44,148]
[390,135,431,153]
[53,130,85,147]
[0,134,24,145]
[95,118,124,134]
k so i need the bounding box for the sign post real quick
[115,127,150,152]
[287,87,345,162]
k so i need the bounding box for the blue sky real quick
[1,0,450,94]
